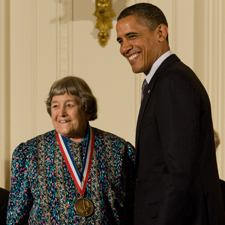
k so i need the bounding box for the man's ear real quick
[158,24,168,42]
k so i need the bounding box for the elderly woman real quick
[7,76,135,224]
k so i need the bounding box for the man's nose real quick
[120,40,132,55]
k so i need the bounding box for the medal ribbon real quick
[56,125,95,195]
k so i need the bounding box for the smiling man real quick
[116,12,169,75]
[116,3,225,225]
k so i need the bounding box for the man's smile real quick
[128,53,139,61]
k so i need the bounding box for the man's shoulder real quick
[220,179,225,190]
[152,54,195,85]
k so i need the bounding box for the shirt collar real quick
[145,50,173,84]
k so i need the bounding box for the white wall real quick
[0,0,225,189]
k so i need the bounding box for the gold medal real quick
[57,126,95,217]
[75,197,94,217]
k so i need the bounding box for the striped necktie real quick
[141,79,148,101]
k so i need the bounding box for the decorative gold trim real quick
[94,0,115,47]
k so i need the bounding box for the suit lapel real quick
[135,54,180,149]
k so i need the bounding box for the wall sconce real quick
[94,0,115,47]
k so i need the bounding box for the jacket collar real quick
[135,54,181,150]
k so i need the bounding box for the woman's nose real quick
[59,106,67,116]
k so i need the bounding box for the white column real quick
[201,0,225,179]
[0,0,10,189]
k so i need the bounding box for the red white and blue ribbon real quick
[56,125,95,195]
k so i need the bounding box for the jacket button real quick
[136,178,140,182]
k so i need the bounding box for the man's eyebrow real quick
[117,37,122,42]
[126,32,138,36]
[117,32,138,42]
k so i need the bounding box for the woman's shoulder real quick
[92,127,134,148]
[13,130,56,159]
[92,127,135,163]
[26,129,56,145]
[92,127,123,140]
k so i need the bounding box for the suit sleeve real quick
[155,73,201,224]
[0,188,9,225]
[7,143,33,224]
[123,142,135,224]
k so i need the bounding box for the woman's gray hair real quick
[46,76,98,121]
[214,129,220,149]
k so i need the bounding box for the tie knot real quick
[141,79,148,100]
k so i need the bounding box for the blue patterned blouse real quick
[7,127,135,224]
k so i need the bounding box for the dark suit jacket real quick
[220,179,225,210]
[134,54,225,225]
[0,187,9,225]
